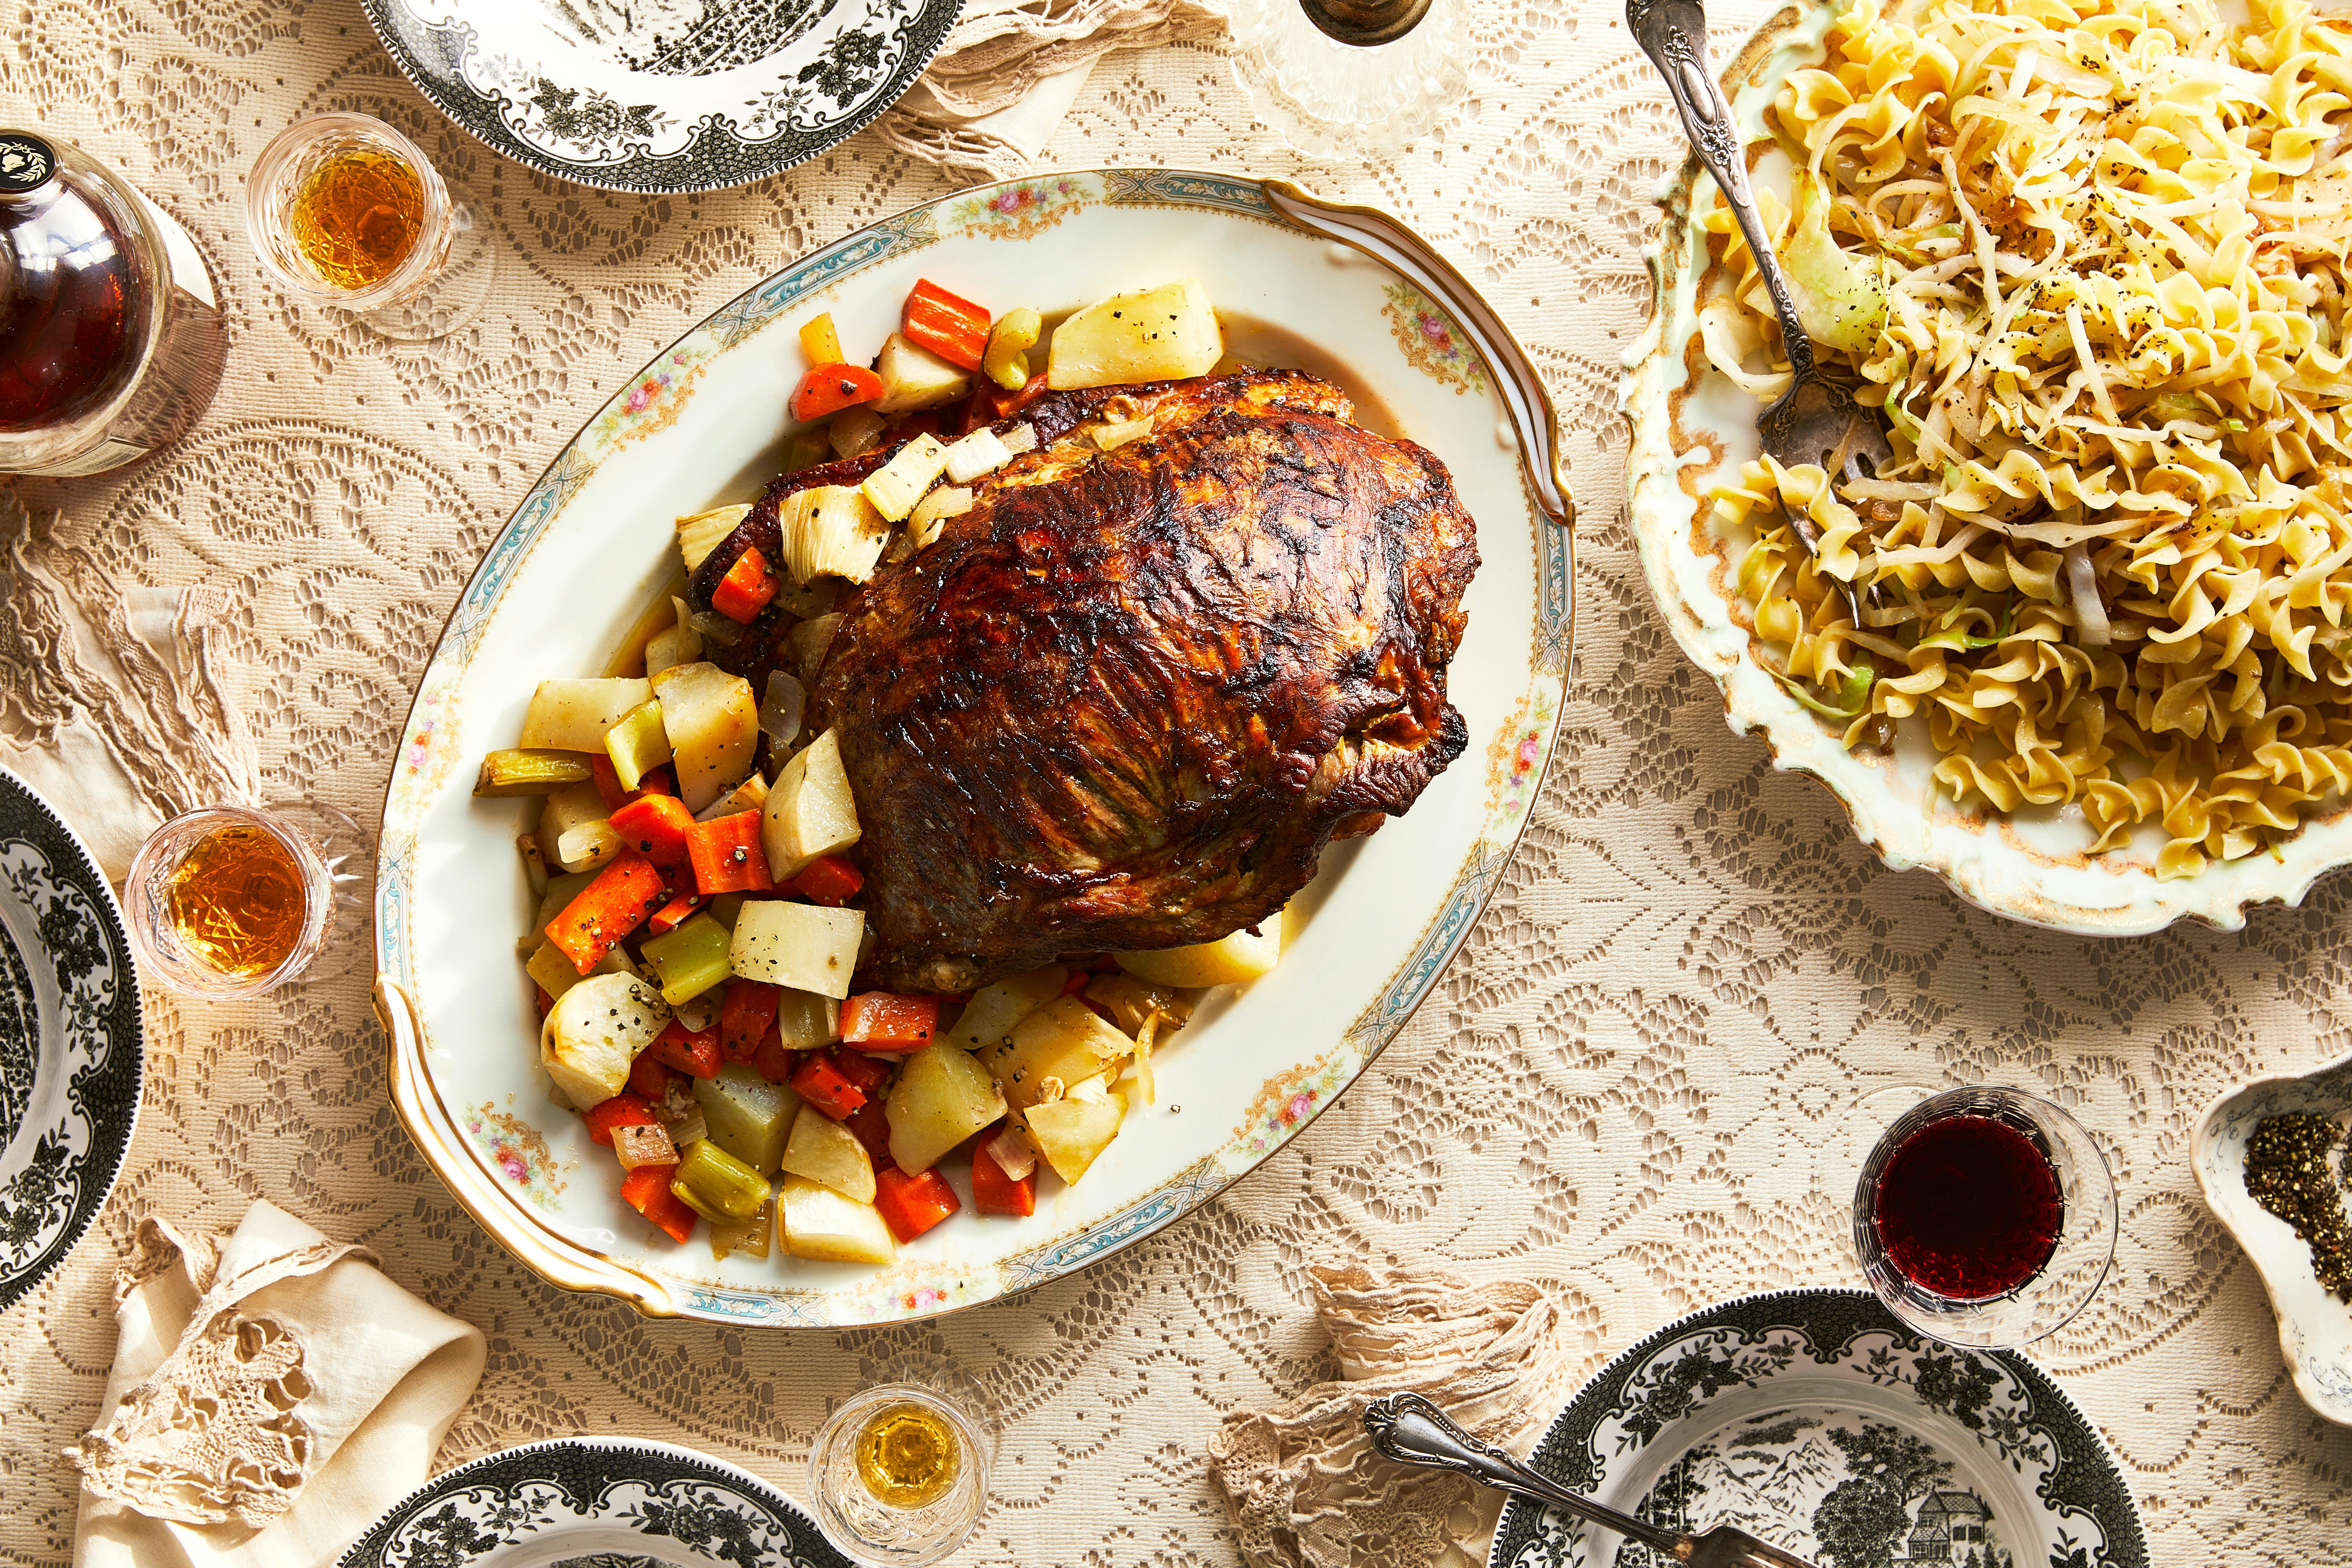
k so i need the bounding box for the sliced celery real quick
[639,913,734,1005]
[475,749,594,797]
[604,700,673,792]
[669,1138,770,1223]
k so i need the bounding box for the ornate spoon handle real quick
[1361,1392,1688,1557]
[1627,0,1818,383]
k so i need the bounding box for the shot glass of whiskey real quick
[124,802,366,998]
[808,1353,994,1565]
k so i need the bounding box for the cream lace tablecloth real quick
[5,2,2350,1564]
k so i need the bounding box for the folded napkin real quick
[1209,1262,1585,1568]
[67,1200,486,1568]
[880,0,1231,177]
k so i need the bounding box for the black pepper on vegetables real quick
[2244,1112,2352,1305]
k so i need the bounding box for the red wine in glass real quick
[1871,1113,2063,1300]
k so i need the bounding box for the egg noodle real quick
[1702,0,2352,875]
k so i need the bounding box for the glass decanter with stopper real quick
[0,128,226,478]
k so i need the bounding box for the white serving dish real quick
[1621,1,2352,934]
[373,169,1574,1327]
[2192,1053,2352,1426]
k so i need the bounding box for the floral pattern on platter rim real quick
[373,168,1574,1327]
[1488,1288,2148,1568]
[336,1436,852,1568]
[0,766,141,1313]
[357,0,962,193]
[1621,0,2352,936]
[2191,1054,2352,1426]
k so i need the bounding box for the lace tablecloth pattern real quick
[5,3,2351,1564]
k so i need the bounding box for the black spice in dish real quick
[2244,1112,2352,1305]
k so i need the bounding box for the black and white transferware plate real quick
[339,1437,855,1567]
[0,767,140,1312]
[1490,1289,2147,1568]
[359,0,964,192]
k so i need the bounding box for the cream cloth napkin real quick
[66,1200,487,1568]
[1209,1263,1585,1568]
[881,0,1231,177]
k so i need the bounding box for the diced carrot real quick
[902,279,990,371]
[972,1142,1035,1216]
[609,794,695,870]
[845,1098,893,1159]
[1060,967,1092,997]
[875,1165,962,1242]
[545,852,667,974]
[841,992,940,1051]
[828,1046,894,1095]
[799,311,843,366]
[720,978,784,1060]
[584,1092,660,1147]
[628,1051,678,1102]
[648,1019,723,1079]
[589,754,628,810]
[788,853,864,906]
[634,765,676,797]
[713,545,780,624]
[989,374,1052,422]
[621,1163,697,1243]
[686,811,774,895]
[647,890,703,934]
[534,986,556,1017]
[790,363,885,422]
[751,1034,797,1084]
[790,1052,867,1119]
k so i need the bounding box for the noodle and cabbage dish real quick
[1703,0,2352,876]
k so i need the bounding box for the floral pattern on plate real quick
[1489,1289,2146,1568]
[340,1436,851,1568]
[1384,282,1491,397]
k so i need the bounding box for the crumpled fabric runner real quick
[66,1200,485,1568]
[881,0,1232,177]
[1208,1262,1585,1568]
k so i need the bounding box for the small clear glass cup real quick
[243,112,493,340]
[124,801,368,999]
[1850,1084,2116,1350]
[1226,0,1470,160]
[808,1353,994,1566]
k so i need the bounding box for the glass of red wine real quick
[1852,1085,2115,1349]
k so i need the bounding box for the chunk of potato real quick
[780,1104,877,1202]
[980,996,1133,1115]
[1026,1083,1127,1184]
[762,728,861,879]
[779,1175,896,1263]
[885,1044,1007,1175]
[542,972,670,1109]
[947,965,1066,1053]
[521,678,653,752]
[650,660,758,812]
[730,900,863,998]
[1115,912,1281,988]
[1047,278,1222,391]
[692,1063,803,1175]
[874,332,971,412]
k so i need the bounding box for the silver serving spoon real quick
[1627,0,1889,626]
[1362,1392,1819,1568]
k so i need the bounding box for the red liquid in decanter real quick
[0,177,143,432]
[1872,1113,2063,1300]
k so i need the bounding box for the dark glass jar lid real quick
[0,131,59,194]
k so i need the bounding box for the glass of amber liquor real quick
[243,113,489,339]
[808,1354,994,1564]
[124,805,345,998]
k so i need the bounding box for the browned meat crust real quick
[762,367,1480,992]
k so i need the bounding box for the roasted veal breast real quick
[707,367,1478,992]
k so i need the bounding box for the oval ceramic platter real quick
[1489,1289,2147,1568]
[0,766,142,1312]
[359,0,961,192]
[2191,1054,2352,1427]
[1623,0,2352,935]
[338,1437,853,1568]
[375,168,1575,1327]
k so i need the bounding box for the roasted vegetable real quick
[612,1121,680,1171]
[874,1165,962,1243]
[676,504,751,575]
[1114,913,1281,988]
[685,811,773,896]
[902,278,992,370]
[885,1043,1006,1174]
[972,1139,1036,1216]
[638,911,735,1005]
[874,332,970,412]
[1026,1081,1126,1183]
[862,433,952,523]
[1047,278,1221,389]
[775,483,890,586]
[543,851,666,973]
[762,728,861,880]
[475,749,594,797]
[669,1137,770,1223]
[542,972,671,1108]
[623,1163,697,1243]
[522,678,654,752]
[982,996,1133,1115]
[602,701,673,793]
[730,900,863,997]
[799,312,843,364]
[650,661,759,813]
[779,1103,877,1202]
[692,1062,803,1175]
[983,307,1042,391]
[779,1175,896,1263]
[948,966,1065,1052]
[790,363,885,423]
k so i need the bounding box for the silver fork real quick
[1629,0,1891,626]
[1363,1392,1818,1568]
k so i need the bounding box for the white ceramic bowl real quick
[2191,1054,2352,1427]
[1622,2,2352,934]
[374,169,1574,1327]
